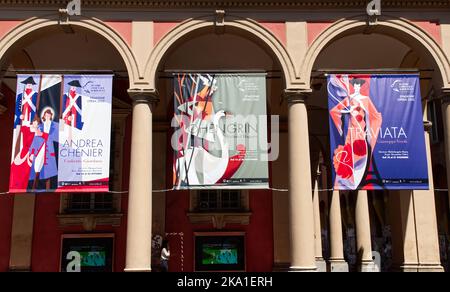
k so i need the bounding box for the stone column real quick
[125,90,158,272]
[355,190,378,272]
[441,95,450,215]
[409,120,443,272]
[313,167,326,272]
[329,190,349,272]
[389,120,443,272]
[9,195,35,271]
[285,90,316,272]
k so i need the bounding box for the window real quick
[188,190,251,228]
[66,193,115,214]
[197,190,243,212]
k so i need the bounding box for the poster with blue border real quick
[327,74,429,190]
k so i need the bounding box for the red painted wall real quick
[413,21,442,46]
[0,21,22,40]
[105,21,133,47]
[259,22,287,47]
[154,22,179,46]
[165,189,274,272]
[30,82,132,272]
[30,116,131,272]
[307,22,333,46]
[31,194,129,272]
[0,85,15,271]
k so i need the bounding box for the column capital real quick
[127,89,159,105]
[438,87,450,104]
[283,89,311,104]
[423,120,433,133]
[442,95,450,105]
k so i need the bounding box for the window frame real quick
[191,189,249,213]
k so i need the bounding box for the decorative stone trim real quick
[441,90,450,105]
[302,17,450,91]
[0,0,449,9]
[272,262,290,272]
[283,89,309,104]
[424,120,433,132]
[127,88,159,105]
[57,213,123,232]
[187,212,252,230]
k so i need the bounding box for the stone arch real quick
[145,15,297,91]
[0,15,139,88]
[302,16,450,90]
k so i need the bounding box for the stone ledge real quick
[1,0,449,9]
[187,212,252,230]
[57,213,123,231]
[272,263,290,272]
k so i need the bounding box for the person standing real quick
[160,240,170,272]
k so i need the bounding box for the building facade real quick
[0,0,449,272]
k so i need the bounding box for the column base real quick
[289,266,317,272]
[399,263,444,272]
[272,263,290,272]
[315,258,327,272]
[358,261,379,272]
[328,259,349,272]
[124,267,152,272]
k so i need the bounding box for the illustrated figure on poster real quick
[9,77,40,191]
[9,117,41,191]
[173,74,247,188]
[28,108,59,191]
[14,76,38,127]
[329,77,383,189]
[62,80,84,130]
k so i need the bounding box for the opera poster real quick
[172,74,269,190]
[327,74,429,190]
[9,74,113,193]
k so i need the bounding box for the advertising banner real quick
[173,74,269,190]
[327,74,429,190]
[9,74,113,193]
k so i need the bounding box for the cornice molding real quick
[127,88,159,105]
[187,212,252,230]
[0,0,449,9]
[57,213,123,231]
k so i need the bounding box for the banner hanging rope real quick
[2,188,450,195]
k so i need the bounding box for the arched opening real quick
[153,25,288,272]
[0,24,132,272]
[307,22,447,271]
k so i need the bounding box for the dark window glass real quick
[197,190,242,212]
[67,193,115,213]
